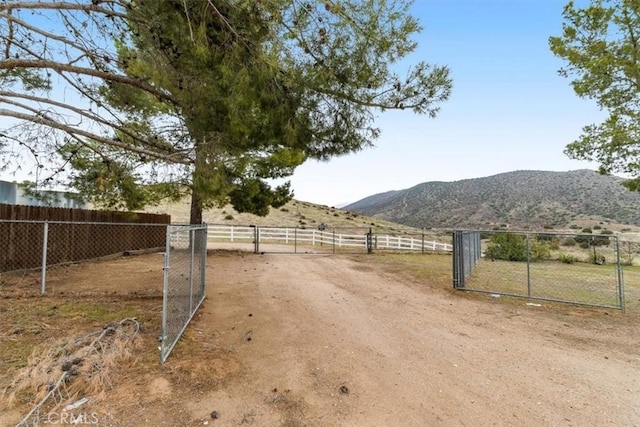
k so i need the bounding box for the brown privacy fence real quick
[0,204,170,276]
[0,203,170,223]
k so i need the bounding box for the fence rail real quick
[207,224,452,253]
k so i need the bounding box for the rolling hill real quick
[344,170,640,229]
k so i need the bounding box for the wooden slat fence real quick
[0,204,170,273]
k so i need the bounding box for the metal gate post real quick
[200,224,207,297]
[616,237,625,310]
[160,226,172,363]
[526,233,531,297]
[40,221,48,295]
[366,228,373,254]
[189,228,195,314]
[452,231,464,288]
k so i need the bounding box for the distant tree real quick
[550,0,640,191]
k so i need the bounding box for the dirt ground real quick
[1,249,639,426]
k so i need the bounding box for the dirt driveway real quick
[2,250,639,426]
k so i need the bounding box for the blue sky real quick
[290,0,604,207]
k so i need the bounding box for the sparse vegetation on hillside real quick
[345,170,640,230]
[148,198,430,236]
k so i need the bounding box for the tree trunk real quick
[189,189,203,224]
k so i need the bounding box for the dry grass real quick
[2,319,141,424]
[146,198,429,234]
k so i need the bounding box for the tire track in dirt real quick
[173,252,640,426]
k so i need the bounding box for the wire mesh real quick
[453,230,625,309]
[0,220,167,294]
[160,224,207,364]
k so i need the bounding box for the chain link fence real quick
[453,230,625,309]
[160,224,207,364]
[0,220,167,294]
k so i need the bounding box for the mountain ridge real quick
[344,169,640,229]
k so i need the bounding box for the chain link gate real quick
[160,224,208,363]
[453,230,625,309]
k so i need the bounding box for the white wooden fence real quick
[206,225,452,253]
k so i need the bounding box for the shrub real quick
[562,237,577,246]
[224,214,234,220]
[486,234,552,262]
[530,240,552,261]
[569,224,580,230]
[593,225,602,230]
[485,233,527,262]
[600,229,614,235]
[581,227,592,233]
[280,208,289,212]
[558,253,576,264]
[537,234,560,249]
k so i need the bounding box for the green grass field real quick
[461,258,640,310]
[368,252,640,311]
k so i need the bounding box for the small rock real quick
[339,385,349,395]
[210,411,219,419]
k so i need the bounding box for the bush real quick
[486,234,552,262]
[562,238,577,246]
[573,227,612,246]
[569,224,580,230]
[558,253,576,264]
[530,240,552,260]
[485,233,527,262]
[224,214,234,220]
[537,234,560,249]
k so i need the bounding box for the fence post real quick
[366,228,373,254]
[252,225,259,253]
[332,228,336,254]
[160,226,171,363]
[40,220,48,295]
[201,224,207,297]
[452,231,463,288]
[189,228,195,314]
[616,237,625,310]
[526,233,531,297]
